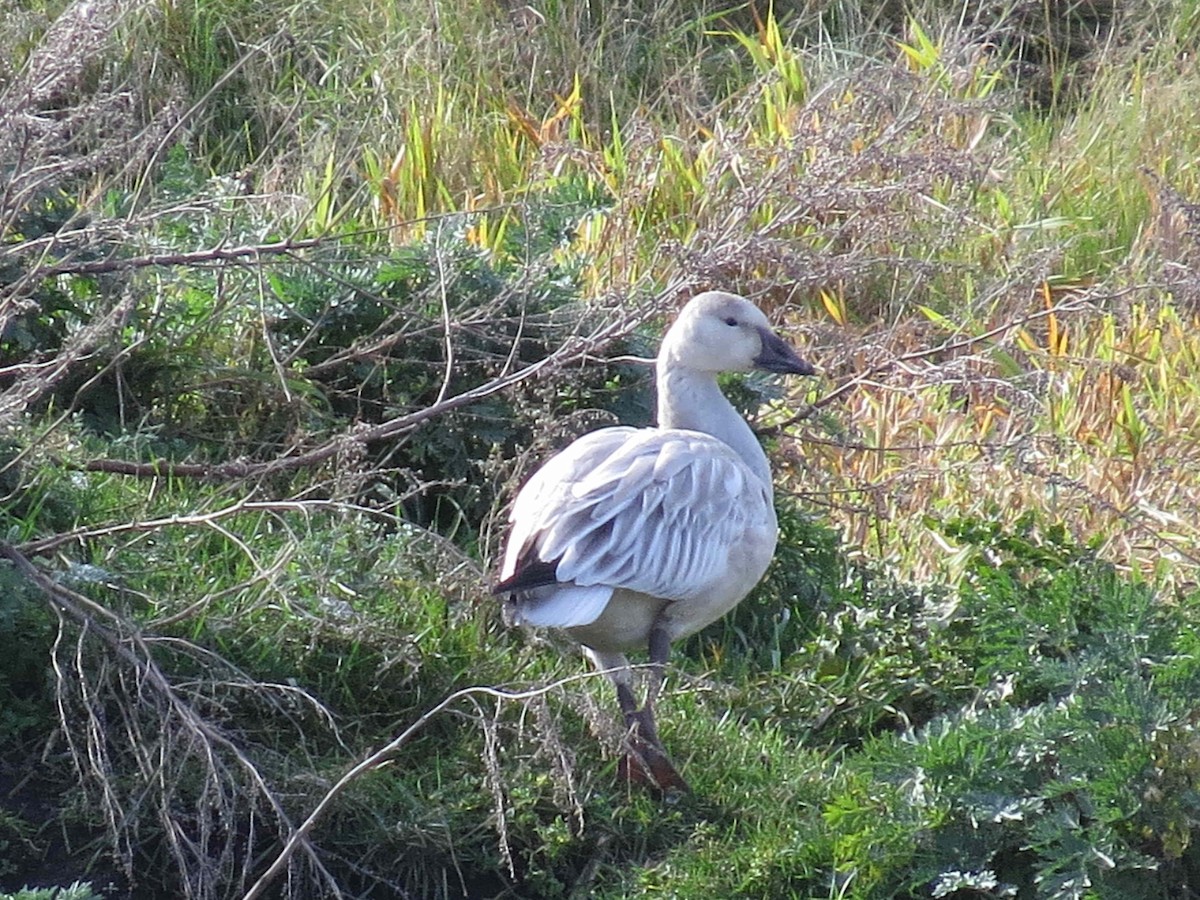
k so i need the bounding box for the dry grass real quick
[786,288,1200,583]
[1,541,343,899]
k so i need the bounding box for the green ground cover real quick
[4,0,1200,896]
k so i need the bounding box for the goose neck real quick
[656,367,771,485]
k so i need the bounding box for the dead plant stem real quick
[239,672,623,900]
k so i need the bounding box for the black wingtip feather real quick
[491,555,562,595]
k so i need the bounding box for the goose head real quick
[659,291,815,376]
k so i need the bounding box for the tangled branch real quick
[0,540,344,900]
[239,670,620,900]
[76,301,650,481]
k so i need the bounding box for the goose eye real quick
[723,316,738,326]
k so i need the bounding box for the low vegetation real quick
[3,0,1200,897]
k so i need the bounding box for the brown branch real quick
[0,538,344,898]
[80,307,644,481]
[28,235,327,280]
[8,201,560,288]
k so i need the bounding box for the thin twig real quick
[77,302,646,481]
[0,539,344,899]
[763,293,1098,434]
[239,671,621,900]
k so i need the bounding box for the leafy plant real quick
[0,884,105,900]
[6,0,1200,897]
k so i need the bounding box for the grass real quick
[4,0,1200,897]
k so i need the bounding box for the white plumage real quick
[503,429,769,634]
[494,290,815,791]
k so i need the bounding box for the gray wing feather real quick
[504,427,768,608]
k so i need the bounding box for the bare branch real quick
[763,291,1100,435]
[239,671,621,900]
[19,235,327,282]
[0,540,344,899]
[76,294,658,481]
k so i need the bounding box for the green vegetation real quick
[3,0,1200,896]
[0,885,105,900]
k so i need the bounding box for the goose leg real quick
[586,641,689,794]
[641,617,671,737]
[584,648,655,740]
[618,617,671,747]
[622,619,689,794]
[613,679,650,746]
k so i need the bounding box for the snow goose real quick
[494,291,815,791]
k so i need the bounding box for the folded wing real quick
[497,428,771,627]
